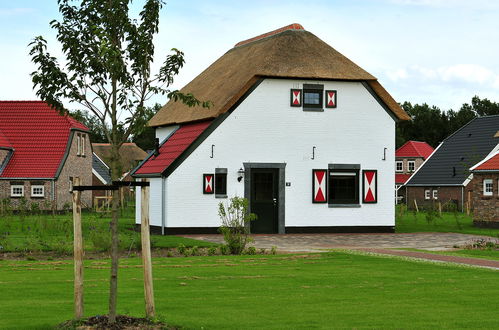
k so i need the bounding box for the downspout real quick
[161,176,166,235]
[51,180,55,201]
[461,186,464,213]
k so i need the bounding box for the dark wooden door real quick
[250,169,279,233]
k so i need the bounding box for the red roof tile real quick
[396,141,434,159]
[0,130,12,149]
[474,152,499,171]
[395,173,411,184]
[0,101,88,178]
[134,121,212,175]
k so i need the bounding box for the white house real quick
[132,24,410,234]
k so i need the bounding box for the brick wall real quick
[396,157,425,175]
[471,172,499,225]
[0,149,10,166]
[405,185,468,211]
[0,180,55,210]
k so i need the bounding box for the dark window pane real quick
[254,172,273,202]
[304,92,320,105]
[215,173,227,195]
[328,170,359,204]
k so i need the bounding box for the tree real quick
[69,109,108,143]
[29,0,210,323]
[132,103,162,151]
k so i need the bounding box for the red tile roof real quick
[395,173,411,184]
[473,152,499,171]
[0,101,88,178]
[396,141,434,159]
[0,130,12,149]
[134,121,212,175]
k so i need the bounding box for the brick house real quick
[0,101,92,210]
[469,151,499,227]
[404,115,499,211]
[395,141,434,203]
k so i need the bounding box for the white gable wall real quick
[138,78,395,229]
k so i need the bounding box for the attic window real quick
[302,84,323,111]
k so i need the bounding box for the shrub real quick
[271,246,277,255]
[89,231,112,252]
[218,196,257,255]
[190,246,199,256]
[177,243,186,255]
[219,244,229,255]
[208,246,217,256]
[245,246,256,255]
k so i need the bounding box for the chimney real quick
[154,138,160,157]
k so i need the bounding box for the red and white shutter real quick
[362,170,377,203]
[325,90,337,108]
[290,89,302,107]
[203,174,214,194]
[312,169,327,203]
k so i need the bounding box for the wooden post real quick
[413,199,419,213]
[438,202,442,216]
[141,180,155,317]
[120,186,125,211]
[72,177,84,319]
[467,191,471,215]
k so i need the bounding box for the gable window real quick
[76,133,81,156]
[328,164,360,206]
[302,84,323,111]
[81,134,86,156]
[396,161,403,172]
[432,190,438,200]
[425,189,430,200]
[215,168,227,198]
[483,179,493,196]
[11,184,24,197]
[31,185,45,197]
[408,161,415,172]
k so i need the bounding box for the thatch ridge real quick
[149,27,408,127]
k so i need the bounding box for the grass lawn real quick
[0,207,216,254]
[1,252,498,329]
[396,209,499,237]
[401,248,499,261]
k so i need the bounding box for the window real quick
[432,190,438,200]
[483,179,493,196]
[31,185,45,197]
[302,84,323,111]
[328,164,360,206]
[76,134,81,156]
[11,184,24,197]
[81,134,86,156]
[425,189,430,200]
[408,161,415,172]
[69,176,74,192]
[215,168,227,197]
[396,161,403,172]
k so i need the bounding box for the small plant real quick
[89,231,112,252]
[208,246,217,256]
[166,251,173,258]
[190,246,199,256]
[177,243,186,255]
[271,246,277,255]
[219,244,229,255]
[245,246,256,255]
[259,248,266,255]
[218,196,257,255]
[30,202,40,214]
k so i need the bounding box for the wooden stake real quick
[72,177,84,319]
[438,202,442,216]
[414,199,419,213]
[141,180,155,318]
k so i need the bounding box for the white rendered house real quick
[132,24,410,234]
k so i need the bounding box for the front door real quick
[250,168,279,233]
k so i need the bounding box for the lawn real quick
[401,248,499,261]
[395,208,499,237]
[1,251,498,329]
[0,207,216,254]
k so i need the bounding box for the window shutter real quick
[362,170,377,203]
[290,89,302,107]
[325,90,337,108]
[203,174,214,194]
[312,169,327,203]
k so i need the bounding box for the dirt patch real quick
[57,315,176,329]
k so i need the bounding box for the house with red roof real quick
[131,24,410,234]
[395,141,434,203]
[0,101,92,210]
[469,149,499,227]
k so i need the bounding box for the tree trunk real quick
[108,142,120,323]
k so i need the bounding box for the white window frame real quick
[408,161,415,172]
[432,190,438,200]
[424,189,430,200]
[396,161,403,172]
[76,133,81,156]
[81,134,86,156]
[11,185,24,197]
[483,179,493,196]
[31,185,45,197]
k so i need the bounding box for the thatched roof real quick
[149,24,410,127]
[92,142,148,174]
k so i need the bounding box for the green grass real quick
[0,207,216,254]
[0,252,498,329]
[396,209,499,237]
[401,248,499,261]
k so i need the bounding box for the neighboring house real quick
[395,141,434,203]
[0,101,92,209]
[92,152,112,199]
[405,115,499,211]
[92,142,148,179]
[469,151,499,227]
[132,24,410,234]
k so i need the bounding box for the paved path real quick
[182,232,490,252]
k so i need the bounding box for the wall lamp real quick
[237,167,245,182]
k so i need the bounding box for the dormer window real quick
[302,84,323,111]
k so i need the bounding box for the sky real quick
[1,0,499,112]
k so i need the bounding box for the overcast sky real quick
[1,0,499,112]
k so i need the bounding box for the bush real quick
[208,246,217,256]
[219,244,229,255]
[177,243,186,255]
[245,246,256,255]
[218,197,257,255]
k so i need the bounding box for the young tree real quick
[29,0,209,323]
